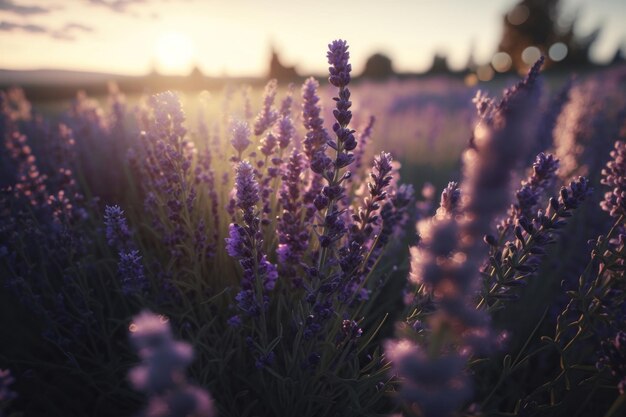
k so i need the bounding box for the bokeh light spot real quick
[549,42,568,62]
[507,5,530,25]
[521,46,542,65]
[491,52,512,72]
[464,73,478,87]
[477,65,494,82]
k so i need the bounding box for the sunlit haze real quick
[1,0,625,76]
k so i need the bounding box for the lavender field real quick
[2,1,626,417]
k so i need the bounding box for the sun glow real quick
[153,31,197,75]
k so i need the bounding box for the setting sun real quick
[153,31,196,75]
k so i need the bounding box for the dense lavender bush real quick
[1,40,625,417]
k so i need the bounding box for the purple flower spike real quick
[128,311,216,417]
[327,40,351,88]
[230,120,252,158]
[235,161,259,214]
[259,132,277,157]
[601,141,626,218]
[225,223,247,258]
[104,205,132,250]
[253,79,279,136]
[438,181,461,217]
[277,150,309,283]
[149,91,187,140]
[302,77,331,172]
[118,250,148,296]
[276,115,294,150]
[505,152,560,226]
[350,152,394,248]
[532,152,559,185]
[227,160,278,319]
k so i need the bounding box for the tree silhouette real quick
[361,53,394,79]
[268,47,298,81]
[499,0,599,71]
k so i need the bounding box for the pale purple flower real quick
[259,131,277,158]
[437,181,461,217]
[225,223,247,258]
[277,150,308,283]
[353,116,375,176]
[505,152,559,226]
[276,115,294,150]
[385,340,471,417]
[230,120,252,159]
[462,57,544,250]
[485,175,592,304]
[376,183,415,248]
[128,311,216,417]
[149,91,187,142]
[234,161,259,215]
[227,161,277,318]
[315,40,358,250]
[279,83,294,117]
[143,385,216,417]
[137,91,198,262]
[253,79,278,136]
[302,77,331,175]
[350,152,394,246]
[553,75,623,181]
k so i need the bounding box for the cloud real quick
[84,0,193,16]
[63,23,93,33]
[0,20,47,33]
[0,0,50,15]
[0,20,95,41]
[85,0,147,13]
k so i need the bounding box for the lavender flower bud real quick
[276,115,295,149]
[437,181,461,217]
[225,223,247,258]
[259,132,277,157]
[302,77,330,172]
[253,79,278,136]
[600,141,626,218]
[118,250,148,296]
[149,91,187,140]
[532,152,559,184]
[104,205,131,250]
[230,120,252,156]
[234,161,259,214]
[327,39,351,88]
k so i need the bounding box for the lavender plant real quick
[2,40,626,417]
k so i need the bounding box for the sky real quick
[0,0,625,77]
